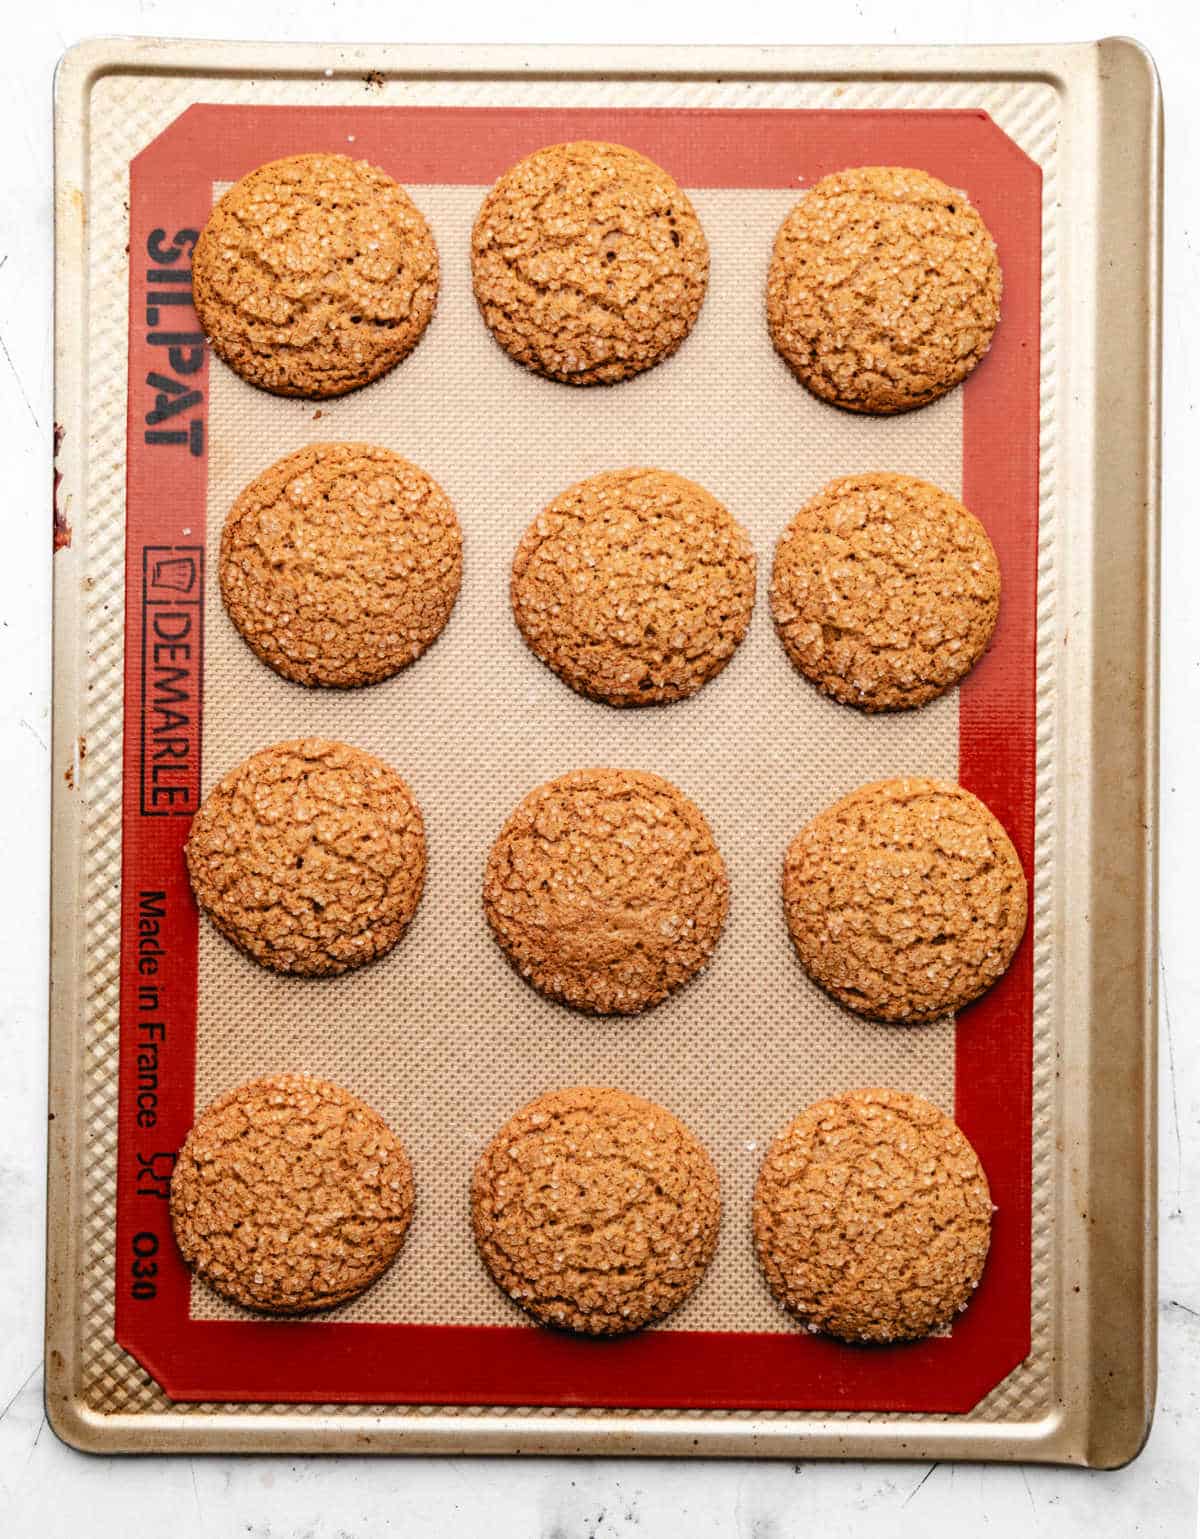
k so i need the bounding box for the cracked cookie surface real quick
[782,777,1026,1021]
[511,468,756,706]
[185,738,426,976]
[767,166,1001,414]
[770,472,999,711]
[753,1087,992,1342]
[471,141,708,384]
[483,768,728,1015]
[192,153,438,398]
[170,1073,414,1313]
[472,1086,720,1334]
[220,442,462,688]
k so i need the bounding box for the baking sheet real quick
[47,38,1160,1464]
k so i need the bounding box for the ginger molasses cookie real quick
[770,472,999,711]
[483,769,728,1015]
[192,153,438,397]
[185,738,426,977]
[471,141,708,384]
[220,442,462,688]
[171,1073,413,1313]
[753,1087,992,1342]
[472,1086,720,1334]
[784,777,1026,1021]
[767,166,1002,414]
[511,468,756,706]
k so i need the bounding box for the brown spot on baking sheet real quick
[63,739,88,790]
[53,422,71,551]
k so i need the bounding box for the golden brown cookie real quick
[483,769,728,1015]
[220,442,462,688]
[511,468,756,706]
[170,1073,414,1314]
[767,166,1002,414]
[185,738,426,977]
[471,141,708,385]
[472,1086,720,1334]
[753,1087,992,1342]
[783,777,1026,1022]
[192,153,438,397]
[770,472,1000,711]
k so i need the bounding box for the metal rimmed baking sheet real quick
[47,37,1160,1465]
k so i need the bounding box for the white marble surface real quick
[1,1,1196,1533]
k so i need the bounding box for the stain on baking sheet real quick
[53,422,71,551]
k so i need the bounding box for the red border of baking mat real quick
[116,105,1039,1411]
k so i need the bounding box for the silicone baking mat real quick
[111,99,1039,1414]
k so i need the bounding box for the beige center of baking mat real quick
[192,183,963,1332]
